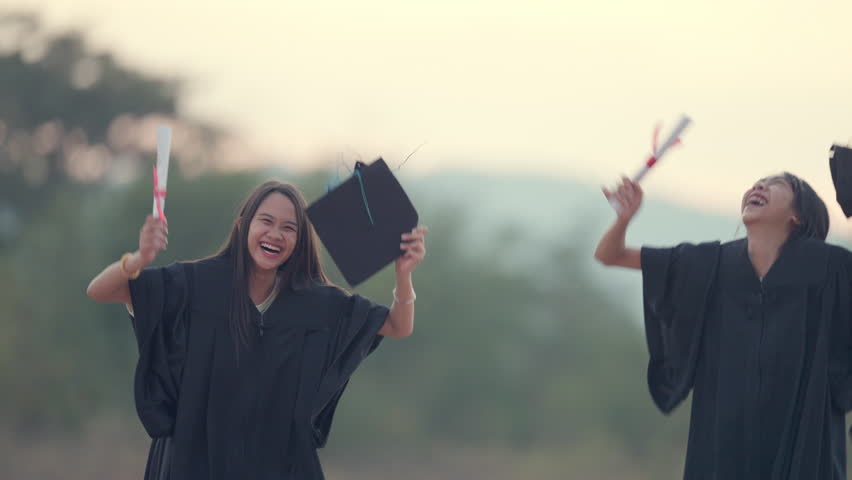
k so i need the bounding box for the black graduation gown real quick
[641,237,852,479]
[127,256,389,480]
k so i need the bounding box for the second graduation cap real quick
[830,144,852,217]
[307,158,419,286]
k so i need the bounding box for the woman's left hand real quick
[395,226,428,276]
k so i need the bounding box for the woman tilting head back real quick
[594,166,852,479]
[740,172,829,242]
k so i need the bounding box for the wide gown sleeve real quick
[829,246,852,412]
[641,242,720,413]
[311,293,389,447]
[127,262,190,438]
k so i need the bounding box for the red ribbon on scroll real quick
[153,165,167,224]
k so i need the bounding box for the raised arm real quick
[86,215,168,304]
[594,177,642,270]
[378,226,427,338]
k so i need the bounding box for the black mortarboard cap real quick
[307,158,419,286]
[830,144,852,217]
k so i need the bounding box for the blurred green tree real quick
[0,11,225,249]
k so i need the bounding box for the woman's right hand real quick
[594,177,643,270]
[86,215,168,304]
[603,176,643,223]
[138,214,168,267]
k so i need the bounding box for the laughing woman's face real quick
[741,175,797,231]
[246,192,299,273]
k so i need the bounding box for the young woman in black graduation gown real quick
[87,181,428,480]
[595,174,852,479]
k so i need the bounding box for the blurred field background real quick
[1,4,851,479]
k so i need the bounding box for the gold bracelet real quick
[120,253,142,280]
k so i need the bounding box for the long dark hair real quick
[213,180,329,348]
[782,172,829,241]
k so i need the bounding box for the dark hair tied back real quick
[782,172,829,241]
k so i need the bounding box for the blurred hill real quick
[406,170,741,319]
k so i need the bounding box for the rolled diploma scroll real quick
[609,114,692,213]
[153,126,172,219]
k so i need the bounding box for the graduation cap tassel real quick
[353,166,376,226]
[306,158,419,286]
[395,141,427,171]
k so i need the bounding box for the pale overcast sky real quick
[6,0,852,230]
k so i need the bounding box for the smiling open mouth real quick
[260,242,282,254]
[746,194,767,207]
